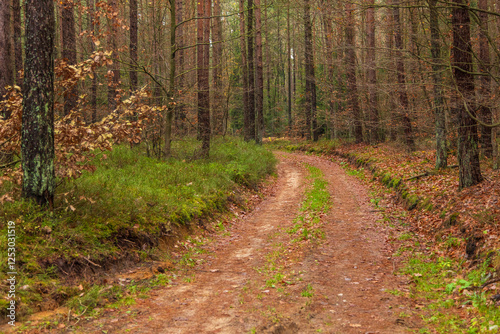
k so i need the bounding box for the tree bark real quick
[22,0,55,207]
[287,3,292,131]
[345,2,363,143]
[391,0,415,151]
[451,0,483,188]
[239,0,250,140]
[13,0,22,85]
[366,0,380,143]
[0,0,13,118]
[212,0,224,135]
[255,0,264,144]
[62,0,77,115]
[129,0,138,92]
[429,0,447,168]
[197,0,211,156]
[107,0,120,112]
[87,0,98,123]
[245,0,256,141]
[478,0,493,157]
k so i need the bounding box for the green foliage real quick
[0,137,276,320]
[401,253,500,333]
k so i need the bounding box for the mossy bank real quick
[0,137,276,323]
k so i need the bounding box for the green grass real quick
[0,137,276,321]
[400,252,500,333]
[287,165,330,242]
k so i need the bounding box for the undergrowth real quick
[0,137,276,322]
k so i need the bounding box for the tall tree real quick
[255,0,264,144]
[87,0,98,123]
[366,0,380,143]
[287,3,292,130]
[62,0,77,115]
[107,0,121,112]
[451,0,483,188]
[129,0,138,92]
[478,0,493,157]
[245,0,256,141]
[391,0,415,151]
[22,0,55,206]
[13,0,23,85]
[429,0,447,168]
[345,2,363,143]
[212,0,224,135]
[174,0,185,133]
[0,0,13,117]
[239,0,250,140]
[197,0,211,156]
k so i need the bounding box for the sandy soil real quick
[24,152,423,333]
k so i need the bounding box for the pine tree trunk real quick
[22,0,55,207]
[62,0,77,115]
[366,0,380,143]
[287,3,292,131]
[174,0,185,133]
[212,0,224,135]
[345,2,363,143]
[391,0,415,151]
[13,0,22,86]
[129,0,138,92]
[246,0,256,141]
[0,0,13,118]
[478,0,493,157]
[255,0,264,144]
[87,0,98,123]
[429,0,448,168]
[451,0,483,188]
[239,0,250,140]
[304,0,318,141]
[107,0,120,112]
[197,0,211,156]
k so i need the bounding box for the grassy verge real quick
[0,137,276,323]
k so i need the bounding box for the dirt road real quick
[60,152,418,333]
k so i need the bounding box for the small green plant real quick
[301,284,314,298]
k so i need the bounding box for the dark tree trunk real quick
[212,0,224,135]
[174,0,185,133]
[0,0,13,118]
[22,0,55,207]
[129,0,138,92]
[245,0,256,141]
[478,0,493,157]
[429,0,447,168]
[107,0,120,112]
[239,0,250,140]
[87,0,97,123]
[320,3,335,139]
[304,0,318,141]
[13,0,22,85]
[255,0,264,144]
[391,0,415,151]
[62,0,77,115]
[451,0,483,188]
[366,0,380,143]
[345,2,363,143]
[197,0,211,156]
[287,3,292,131]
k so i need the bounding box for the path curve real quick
[54,152,416,333]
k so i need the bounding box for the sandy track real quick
[56,152,417,334]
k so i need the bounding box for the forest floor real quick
[6,151,427,333]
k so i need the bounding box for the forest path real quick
[63,152,417,333]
